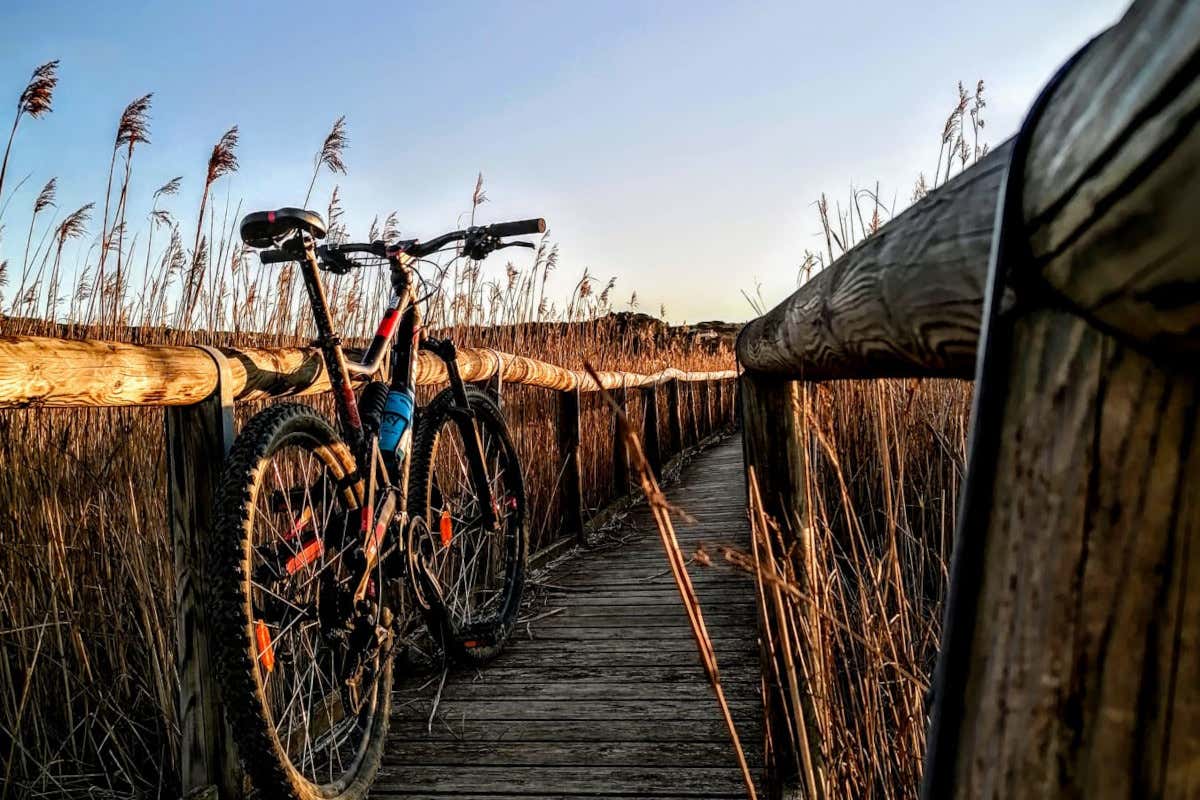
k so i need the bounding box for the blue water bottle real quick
[377,388,415,461]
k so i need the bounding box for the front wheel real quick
[207,403,392,800]
[408,386,528,665]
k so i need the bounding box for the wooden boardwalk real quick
[378,436,762,799]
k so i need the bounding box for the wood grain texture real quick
[0,335,735,407]
[557,388,585,545]
[1026,0,1200,355]
[739,1,1200,379]
[166,352,242,799]
[641,384,663,478]
[612,385,631,496]
[946,307,1200,798]
[385,439,763,797]
[736,141,1009,380]
[667,379,684,455]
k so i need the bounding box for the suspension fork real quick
[421,336,499,530]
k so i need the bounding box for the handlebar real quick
[258,217,547,268]
[486,218,547,238]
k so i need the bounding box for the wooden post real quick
[167,347,243,800]
[641,385,662,479]
[685,381,699,446]
[666,379,683,456]
[699,380,712,438]
[612,385,631,496]
[739,372,824,795]
[557,388,585,546]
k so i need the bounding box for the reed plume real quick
[304,115,347,206]
[180,126,238,325]
[44,202,93,319]
[0,60,59,208]
[8,177,57,314]
[90,93,152,324]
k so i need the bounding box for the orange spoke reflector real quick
[285,537,324,575]
[463,640,478,648]
[366,520,387,561]
[283,506,314,541]
[255,620,275,673]
[439,509,453,548]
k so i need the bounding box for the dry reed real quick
[0,60,734,799]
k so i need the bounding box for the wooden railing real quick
[737,1,1200,797]
[0,333,736,799]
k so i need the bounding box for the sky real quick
[0,0,1129,324]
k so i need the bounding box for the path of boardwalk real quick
[376,436,762,799]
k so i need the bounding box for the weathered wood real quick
[739,375,805,530]
[919,5,1200,797]
[739,374,821,794]
[166,348,242,800]
[641,385,662,478]
[1024,0,1200,355]
[380,739,760,767]
[739,3,1200,380]
[0,334,736,407]
[612,385,631,495]
[666,379,684,454]
[932,307,1200,798]
[700,380,713,436]
[736,142,1008,380]
[386,439,762,797]
[557,388,585,545]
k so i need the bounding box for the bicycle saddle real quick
[240,208,327,248]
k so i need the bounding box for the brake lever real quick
[495,241,536,250]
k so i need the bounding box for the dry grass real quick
[704,82,986,797]
[0,64,733,798]
[0,57,982,799]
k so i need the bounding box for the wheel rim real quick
[247,436,380,788]
[417,417,521,636]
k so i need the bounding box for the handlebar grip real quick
[487,218,546,237]
[259,249,295,264]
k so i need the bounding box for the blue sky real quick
[0,0,1128,323]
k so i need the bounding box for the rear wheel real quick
[407,387,528,664]
[207,403,392,800]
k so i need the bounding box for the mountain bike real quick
[206,207,544,800]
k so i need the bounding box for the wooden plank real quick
[388,715,752,742]
[372,765,751,796]
[470,650,759,670]
[380,739,760,767]
[397,681,756,703]
[445,665,758,685]
[166,349,242,800]
[382,438,762,796]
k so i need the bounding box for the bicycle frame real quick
[289,232,498,583]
